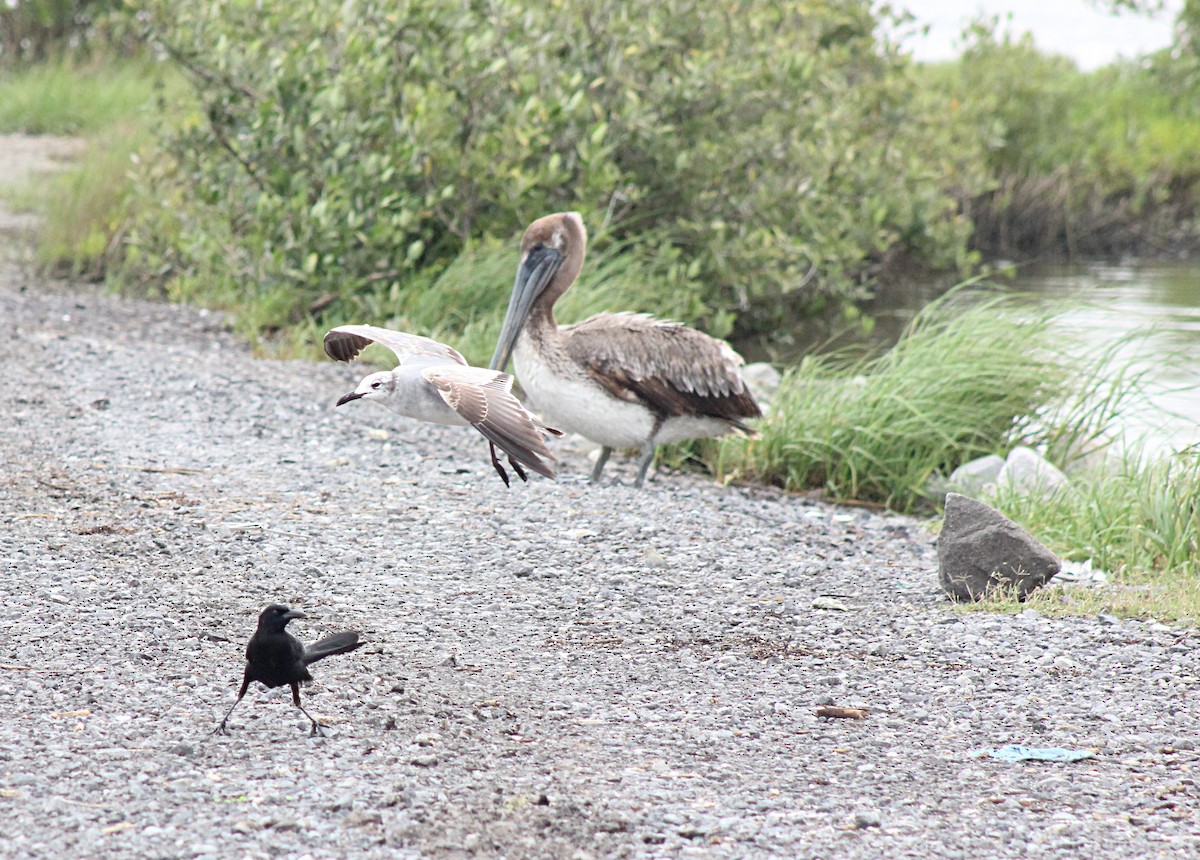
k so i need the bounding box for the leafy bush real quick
[919,19,1200,257]
[125,0,975,346]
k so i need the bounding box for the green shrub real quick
[126,0,976,346]
[918,19,1200,257]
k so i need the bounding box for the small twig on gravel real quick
[126,465,207,475]
[220,522,309,538]
[61,798,111,810]
[816,705,870,720]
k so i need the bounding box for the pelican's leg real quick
[488,442,513,488]
[633,443,656,488]
[590,446,613,483]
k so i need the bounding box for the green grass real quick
[0,57,169,135]
[712,284,1199,618]
[6,121,144,278]
[715,289,1128,512]
[996,448,1199,599]
[0,56,182,278]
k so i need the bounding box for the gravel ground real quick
[1,136,1198,858]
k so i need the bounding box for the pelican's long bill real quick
[489,244,563,373]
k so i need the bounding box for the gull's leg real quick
[506,454,529,483]
[488,442,512,487]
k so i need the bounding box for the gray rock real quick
[996,446,1069,496]
[741,362,781,407]
[946,454,1006,494]
[938,493,1061,601]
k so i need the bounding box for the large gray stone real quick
[938,493,1061,602]
[741,362,781,408]
[945,454,1005,494]
[996,446,1069,497]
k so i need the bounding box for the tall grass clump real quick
[719,290,1126,512]
[0,57,164,135]
[7,121,143,278]
[995,449,1200,581]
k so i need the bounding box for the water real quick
[739,260,1200,457]
[1010,261,1200,455]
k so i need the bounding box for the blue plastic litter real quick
[975,745,1096,763]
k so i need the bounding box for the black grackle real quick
[213,604,363,736]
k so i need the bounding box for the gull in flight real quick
[326,324,561,486]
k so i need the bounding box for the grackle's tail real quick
[302,632,363,664]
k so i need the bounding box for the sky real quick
[895,0,1182,69]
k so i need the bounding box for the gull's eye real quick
[370,380,382,389]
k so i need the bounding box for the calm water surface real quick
[1011,261,1200,455]
[742,261,1199,455]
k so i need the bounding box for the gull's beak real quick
[489,244,563,372]
[283,609,307,621]
[336,391,364,407]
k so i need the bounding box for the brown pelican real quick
[489,212,761,487]
[325,325,561,486]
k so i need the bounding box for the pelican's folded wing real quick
[564,312,761,424]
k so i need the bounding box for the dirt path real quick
[0,137,1197,858]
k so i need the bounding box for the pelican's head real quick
[336,370,395,406]
[489,211,588,372]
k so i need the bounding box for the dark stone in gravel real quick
[938,493,1061,601]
